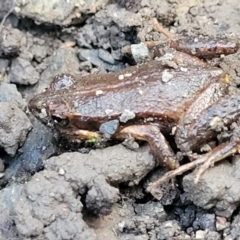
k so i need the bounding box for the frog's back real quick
[62,61,224,130]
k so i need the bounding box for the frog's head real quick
[28,92,70,128]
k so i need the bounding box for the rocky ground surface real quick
[1,0,240,239]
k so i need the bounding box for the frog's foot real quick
[116,125,179,170]
[147,139,240,200]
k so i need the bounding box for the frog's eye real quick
[52,115,69,127]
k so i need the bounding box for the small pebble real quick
[119,109,135,123]
[162,70,174,82]
[118,74,124,80]
[58,168,65,175]
[96,90,104,96]
[196,230,205,239]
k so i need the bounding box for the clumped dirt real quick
[1,0,240,239]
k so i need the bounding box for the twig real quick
[147,141,238,199]
[0,6,15,33]
[194,145,237,183]
[122,18,176,55]
[152,18,176,39]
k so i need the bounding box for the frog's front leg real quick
[115,125,179,170]
[59,128,101,141]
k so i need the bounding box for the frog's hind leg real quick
[115,125,179,170]
[147,126,240,200]
[152,18,239,60]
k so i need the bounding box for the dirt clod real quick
[0,102,32,156]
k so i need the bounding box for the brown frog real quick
[28,25,240,199]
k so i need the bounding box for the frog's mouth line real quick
[44,101,70,126]
[51,114,70,128]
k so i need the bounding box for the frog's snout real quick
[46,101,70,127]
[28,96,49,123]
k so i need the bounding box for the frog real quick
[28,21,240,199]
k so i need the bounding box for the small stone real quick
[79,61,92,71]
[130,42,150,64]
[180,67,188,72]
[162,70,174,82]
[0,82,26,110]
[216,216,229,231]
[8,57,39,85]
[118,74,124,80]
[210,116,224,132]
[124,73,132,77]
[118,221,125,231]
[99,120,119,138]
[14,7,21,13]
[58,168,65,175]
[39,108,47,119]
[196,230,205,239]
[171,126,177,135]
[105,109,113,115]
[96,90,104,96]
[200,144,212,152]
[98,49,115,64]
[119,109,135,123]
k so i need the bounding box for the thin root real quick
[152,18,176,39]
[122,18,175,55]
[0,6,14,33]
[147,142,238,199]
[194,146,237,183]
[147,156,205,199]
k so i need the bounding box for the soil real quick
[1,0,240,239]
